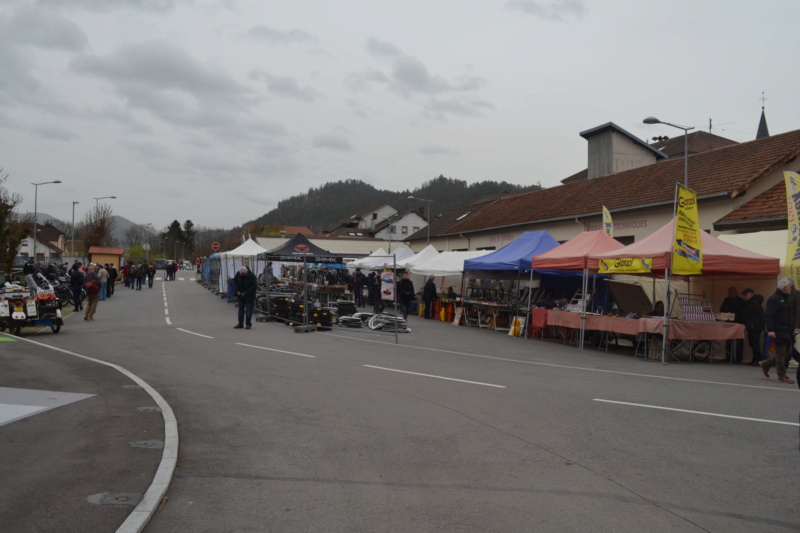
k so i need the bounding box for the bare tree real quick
[78,204,116,250]
[0,167,32,271]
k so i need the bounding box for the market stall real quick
[589,219,779,362]
[462,231,560,332]
[217,238,270,295]
[259,234,346,326]
[531,231,625,347]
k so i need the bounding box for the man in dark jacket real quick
[353,268,367,307]
[422,275,437,320]
[68,262,84,312]
[761,277,795,384]
[396,271,415,320]
[234,266,258,329]
[740,289,765,366]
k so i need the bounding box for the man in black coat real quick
[396,271,416,320]
[761,277,795,384]
[353,268,367,307]
[233,266,258,329]
[422,275,437,320]
[740,289,765,366]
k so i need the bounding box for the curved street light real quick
[31,180,61,261]
[407,195,433,245]
[94,195,117,208]
[643,116,694,187]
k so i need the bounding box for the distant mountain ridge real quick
[31,212,138,246]
[242,176,539,234]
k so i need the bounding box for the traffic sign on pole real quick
[211,242,220,251]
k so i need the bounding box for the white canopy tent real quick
[217,238,270,294]
[397,244,439,269]
[409,250,491,277]
[352,246,415,270]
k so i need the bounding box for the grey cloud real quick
[506,0,586,20]
[366,37,402,58]
[423,98,494,119]
[312,132,353,152]
[247,25,316,46]
[71,40,249,98]
[418,144,458,156]
[37,0,180,14]
[31,125,78,141]
[6,6,88,51]
[248,69,318,102]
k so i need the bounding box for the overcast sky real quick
[2,0,798,231]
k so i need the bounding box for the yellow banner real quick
[672,185,702,275]
[602,206,613,237]
[785,171,800,279]
[598,257,652,273]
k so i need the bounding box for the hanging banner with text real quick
[784,171,800,279]
[672,185,703,275]
[597,257,652,274]
[602,206,613,237]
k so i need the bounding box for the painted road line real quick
[165,317,171,325]
[323,332,794,392]
[176,328,213,339]
[594,399,800,426]
[236,343,316,358]
[363,365,506,388]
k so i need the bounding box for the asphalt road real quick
[1,274,799,532]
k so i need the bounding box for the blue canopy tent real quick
[463,231,560,274]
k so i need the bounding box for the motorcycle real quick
[0,274,64,336]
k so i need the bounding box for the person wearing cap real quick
[233,266,257,329]
[761,277,795,384]
[740,288,765,366]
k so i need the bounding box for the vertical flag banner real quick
[784,171,800,279]
[672,185,703,275]
[602,206,613,237]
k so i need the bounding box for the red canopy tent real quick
[531,231,626,347]
[589,219,780,275]
[589,219,779,362]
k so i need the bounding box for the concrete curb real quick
[6,335,178,533]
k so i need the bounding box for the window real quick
[390,226,396,234]
[402,226,408,235]
[372,213,377,220]
[413,226,420,233]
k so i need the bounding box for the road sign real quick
[211,242,220,251]
[142,243,150,251]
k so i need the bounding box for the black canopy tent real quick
[257,234,345,326]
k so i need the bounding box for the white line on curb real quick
[363,365,506,388]
[593,399,800,426]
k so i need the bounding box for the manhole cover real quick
[137,406,162,413]
[129,440,164,449]
[87,493,143,506]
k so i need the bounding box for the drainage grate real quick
[87,493,143,506]
[129,440,164,449]
[137,406,162,413]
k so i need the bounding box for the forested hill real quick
[244,175,539,233]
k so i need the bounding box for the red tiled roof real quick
[88,246,124,255]
[444,128,800,235]
[714,182,786,230]
[651,130,738,157]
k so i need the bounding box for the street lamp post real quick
[643,117,695,187]
[71,201,79,259]
[144,223,153,262]
[31,180,62,261]
[407,196,433,245]
[94,196,117,208]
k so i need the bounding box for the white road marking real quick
[594,399,800,426]
[363,365,506,388]
[165,317,171,325]
[176,328,213,339]
[322,332,794,391]
[236,343,316,358]
[164,308,169,315]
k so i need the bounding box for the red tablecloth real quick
[543,310,744,340]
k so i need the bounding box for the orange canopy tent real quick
[531,231,626,348]
[589,219,780,275]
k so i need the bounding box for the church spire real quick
[756,91,770,139]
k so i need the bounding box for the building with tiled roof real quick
[407,122,800,251]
